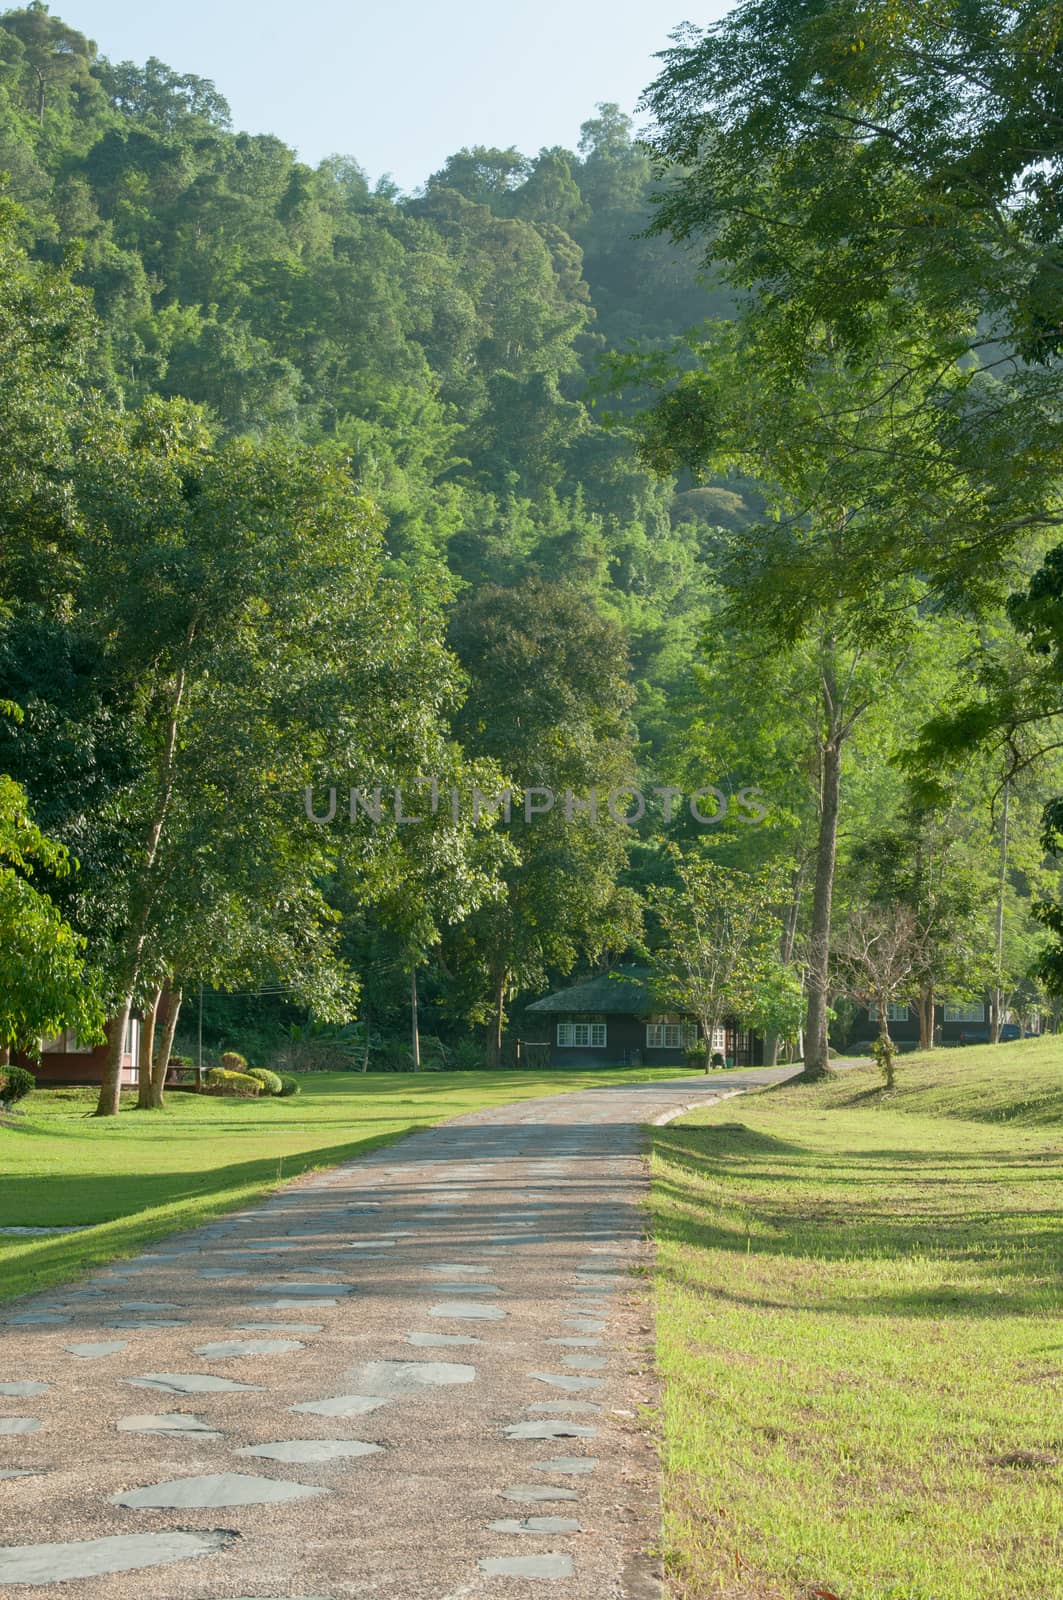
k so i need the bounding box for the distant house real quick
[526,965,763,1068]
[16,1018,141,1089]
[852,996,1042,1049]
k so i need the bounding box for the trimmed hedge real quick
[277,1074,300,1098]
[1,1065,35,1104]
[204,1067,262,1097]
[220,1050,249,1072]
[247,1067,283,1096]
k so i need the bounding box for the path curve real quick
[0,1067,797,1599]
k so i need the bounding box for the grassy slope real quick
[651,1039,1063,1600]
[0,1064,702,1303]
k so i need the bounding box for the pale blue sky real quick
[54,0,726,191]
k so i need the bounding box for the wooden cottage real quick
[16,1018,141,1089]
[526,965,763,1068]
[852,995,1041,1049]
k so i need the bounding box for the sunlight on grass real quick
[652,1039,1063,1600]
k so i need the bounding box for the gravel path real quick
[0,1068,796,1599]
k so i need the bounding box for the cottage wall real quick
[545,1013,762,1068]
[850,999,1037,1047]
[16,1020,140,1089]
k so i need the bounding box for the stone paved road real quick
[0,1068,797,1599]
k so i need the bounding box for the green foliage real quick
[0,3,1057,1088]
[870,1034,897,1092]
[651,850,784,1035]
[220,1051,248,1073]
[276,1073,300,1098]
[1,1063,35,1103]
[204,1067,262,1096]
[449,1039,486,1072]
[417,1035,450,1072]
[0,769,105,1052]
[246,1067,282,1095]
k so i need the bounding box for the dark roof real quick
[526,966,666,1016]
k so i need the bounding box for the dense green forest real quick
[1,1,1061,1107]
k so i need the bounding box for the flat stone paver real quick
[64,1342,128,1360]
[479,1553,576,1578]
[236,1438,382,1464]
[116,1413,221,1438]
[0,1533,235,1586]
[109,1472,327,1509]
[0,1067,795,1597]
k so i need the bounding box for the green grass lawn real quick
[0,1063,703,1304]
[651,1038,1063,1600]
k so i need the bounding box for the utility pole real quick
[410,969,421,1073]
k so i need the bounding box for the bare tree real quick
[834,906,921,1087]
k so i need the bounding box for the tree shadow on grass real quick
[653,1126,1062,1319]
[0,1130,418,1303]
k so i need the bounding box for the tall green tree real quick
[650,850,783,1063]
[0,761,103,1059]
[67,398,459,1113]
[449,577,641,1061]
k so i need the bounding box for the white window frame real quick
[885,1002,910,1023]
[646,1019,699,1050]
[557,1022,606,1049]
[943,1002,985,1023]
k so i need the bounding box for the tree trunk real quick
[96,1000,133,1118]
[703,1014,724,1072]
[770,863,806,1066]
[876,1006,896,1090]
[486,971,506,1069]
[93,662,189,1116]
[802,733,842,1080]
[147,986,182,1109]
[410,969,420,1073]
[990,782,1010,1044]
[136,986,164,1110]
[918,985,934,1051]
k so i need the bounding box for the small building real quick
[851,996,1042,1049]
[16,1018,141,1090]
[525,965,763,1068]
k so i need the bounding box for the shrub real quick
[1,1065,35,1104]
[220,1050,248,1072]
[871,1035,897,1091]
[419,1034,450,1071]
[375,1041,414,1072]
[269,1022,364,1074]
[204,1067,262,1097]
[247,1067,283,1096]
[450,1039,486,1072]
[277,1074,300,1097]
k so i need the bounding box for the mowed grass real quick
[651,1039,1063,1600]
[0,1063,702,1304]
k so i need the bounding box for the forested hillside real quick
[1,2,1060,1089]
